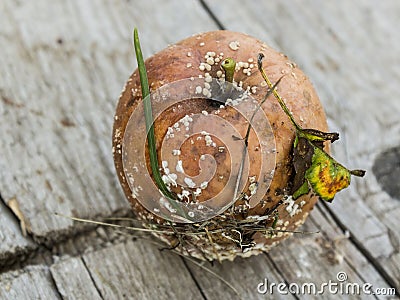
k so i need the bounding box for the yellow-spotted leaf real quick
[257,53,365,203]
[305,141,351,202]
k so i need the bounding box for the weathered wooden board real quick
[187,204,393,299]
[0,0,217,248]
[0,265,60,299]
[310,203,391,295]
[265,203,393,300]
[81,240,204,300]
[186,251,296,300]
[0,0,399,299]
[204,0,400,291]
[0,201,36,267]
[50,257,103,300]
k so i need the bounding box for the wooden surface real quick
[0,0,399,299]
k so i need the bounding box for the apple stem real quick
[221,58,236,83]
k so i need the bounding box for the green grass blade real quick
[133,28,190,221]
[133,28,171,198]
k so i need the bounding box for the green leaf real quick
[293,181,310,200]
[258,53,365,202]
[133,29,190,220]
[305,142,352,202]
[133,28,171,199]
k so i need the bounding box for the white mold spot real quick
[229,41,240,51]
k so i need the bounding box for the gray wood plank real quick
[186,254,296,300]
[82,240,204,300]
[50,257,102,300]
[0,0,217,246]
[187,206,393,300]
[311,203,391,295]
[0,265,60,300]
[0,201,36,267]
[265,205,394,300]
[204,0,400,291]
[1,0,399,299]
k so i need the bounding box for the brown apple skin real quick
[113,31,328,260]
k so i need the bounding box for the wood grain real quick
[0,0,399,299]
[81,240,204,300]
[186,253,296,300]
[0,201,36,267]
[0,0,217,246]
[0,265,60,299]
[186,204,393,299]
[50,258,103,300]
